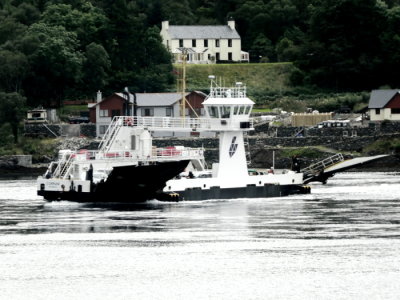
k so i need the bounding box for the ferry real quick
[161,77,310,200]
[37,119,205,202]
[37,77,310,202]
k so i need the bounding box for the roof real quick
[89,91,206,109]
[168,25,240,39]
[368,90,400,108]
[203,97,254,105]
[116,92,187,107]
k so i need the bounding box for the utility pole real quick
[176,48,199,119]
[180,48,187,119]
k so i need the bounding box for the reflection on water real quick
[0,172,400,300]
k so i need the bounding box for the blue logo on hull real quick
[229,136,238,157]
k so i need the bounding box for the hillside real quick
[176,62,294,92]
[175,63,368,112]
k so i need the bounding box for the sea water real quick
[0,172,399,299]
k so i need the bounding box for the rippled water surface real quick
[0,172,399,299]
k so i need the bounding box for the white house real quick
[160,19,249,64]
[368,90,400,121]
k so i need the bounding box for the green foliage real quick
[0,0,399,115]
[363,138,400,155]
[0,91,26,143]
[281,147,324,159]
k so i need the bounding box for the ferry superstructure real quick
[161,77,310,200]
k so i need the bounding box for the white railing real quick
[106,116,253,131]
[209,86,247,98]
[301,153,344,176]
[54,147,204,166]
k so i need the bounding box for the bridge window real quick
[245,105,252,115]
[221,106,231,118]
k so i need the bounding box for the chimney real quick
[228,18,235,30]
[162,20,169,30]
[96,90,102,103]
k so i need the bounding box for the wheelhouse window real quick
[208,106,219,118]
[220,106,231,118]
[244,105,252,115]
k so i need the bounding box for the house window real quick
[99,125,107,134]
[228,52,232,61]
[216,39,220,47]
[204,39,208,47]
[100,110,108,117]
[111,109,120,117]
[216,52,220,61]
[192,39,196,47]
[166,107,172,116]
[375,108,380,115]
[208,54,211,60]
[179,39,183,47]
[142,108,154,116]
[228,39,232,47]
[391,108,400,114]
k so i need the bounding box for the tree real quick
[0,92,26,143]
[82,42,110,94]
[296,0,387,90]
[135,26,174,92]
[250,34,275,62]
[0,49,29,92]
[23,23,84,106]
[41,2,108,48]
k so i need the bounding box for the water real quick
[0,172,399,299]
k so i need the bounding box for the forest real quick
[1,0,400,142]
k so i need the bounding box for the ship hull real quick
[162,184,310,201]
[38,160,190,202]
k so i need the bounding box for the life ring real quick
[125,117,133,126]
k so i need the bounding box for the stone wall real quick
[25,124,97,138]
[0,155,32,169]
